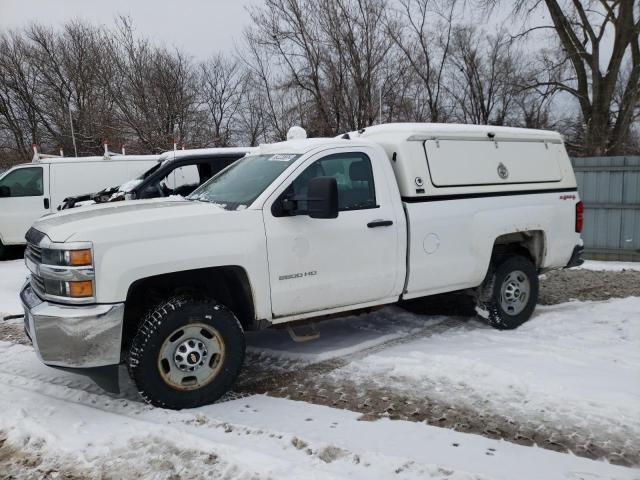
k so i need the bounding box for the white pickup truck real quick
[20,123,584,409]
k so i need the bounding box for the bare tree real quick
[107,17,198,153]
[199,55,247,146]
[387,0,457,122]
[487,0,640,155]
[0,31,43,161]
[448,27,521,125]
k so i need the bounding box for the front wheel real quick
[127,295,245,409]
[476,255,539,330]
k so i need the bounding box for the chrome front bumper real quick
[21,281,124,368]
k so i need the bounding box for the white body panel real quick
[0,156,157,246]
[29,123,582,330]
[262,146,406,318]
[49,159,157,209]
[0,164,50,245]
[424,139,564,187]
[403,193,579,299]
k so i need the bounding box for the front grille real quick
[25,243,42,263]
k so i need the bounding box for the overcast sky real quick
[0,0,261,58]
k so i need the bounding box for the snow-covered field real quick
[579,260,640,272]
[1,259,639,479]
[333,298,640,456]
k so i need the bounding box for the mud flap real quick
[565,245,584,268]
[287,324,320,342]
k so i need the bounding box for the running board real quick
[287,324,320,342]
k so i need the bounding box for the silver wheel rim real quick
[499,270,530,316]
[157,323,225,391]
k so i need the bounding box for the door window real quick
[159,165,201,196]
[291,152,377,211]
[0,167,43,197]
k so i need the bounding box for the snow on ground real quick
[578,260,640,272]
[0,340,636,480]
[1,258,639,478]
[0,259,26,318]
[246,307,446,363]
[333,298,640,455]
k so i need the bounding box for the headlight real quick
[41,248,93,267]
[43,279,94,298]
[34,245,95,302]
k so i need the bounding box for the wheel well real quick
[122,266,255,351]
[491,231,545,268]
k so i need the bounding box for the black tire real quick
[476,254,539,330]
[128,295,245,409]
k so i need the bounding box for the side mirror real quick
[0,186,10,198]
[307,176,338,219]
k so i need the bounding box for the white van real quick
[0,154,159,256]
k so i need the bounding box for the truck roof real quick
[256,123,563,156]
[156,147,254,163]
[350,123,563,142]
[29,154,162,166]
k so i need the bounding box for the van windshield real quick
[188,154,299,210]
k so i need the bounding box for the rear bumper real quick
[21,281,124,368]
[565,244,584,268]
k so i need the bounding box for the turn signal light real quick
[575,201,584,233]
[68,280,93,297]
[69,249,92,266]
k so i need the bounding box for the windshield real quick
[188,154,300,210]
[138,162,162,180]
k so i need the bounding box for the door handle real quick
[367,219,393,228]
[43,198,50,209]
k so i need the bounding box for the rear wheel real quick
[128,295,245,409]
[476,255,539,330]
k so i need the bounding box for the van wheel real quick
[127,295,245,409]
[476,255,538,330]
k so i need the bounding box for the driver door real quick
[263,148,399,318]
[0,165,50,244]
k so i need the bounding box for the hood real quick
[33,198,239,243]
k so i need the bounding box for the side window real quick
[0,167,43,197]
[159,165,201,196]
[291,152,377,211]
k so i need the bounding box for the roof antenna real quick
[341,133,350,140]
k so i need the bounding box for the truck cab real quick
[20,124,583,409]
[60,147,252,209]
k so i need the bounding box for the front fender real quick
[89,212,272,320]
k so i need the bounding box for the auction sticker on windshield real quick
[269,154,297,162]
